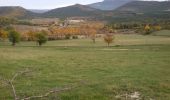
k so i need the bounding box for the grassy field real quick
[0,34,170,100]
[152,30,170,37]
[1,34,170,47]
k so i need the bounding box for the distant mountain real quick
[115,1,170,12]
[29,9,49,13]
[0,1,170,23]
[103,1,170,22]
[89,0,135,10]
[0,6,38,19]
[43,4,103,18]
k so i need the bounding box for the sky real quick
[0,0,166,9]
[0,0,103,9]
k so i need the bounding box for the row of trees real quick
[144,24,161,35]
[0,17,33,27]
[105,23,163,35]
[0,28,114,47]
[47,24,102,41]
[0,21,115,46]
[107,22,165,30]
[0,28,48,46]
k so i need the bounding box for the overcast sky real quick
[0,0,166,9]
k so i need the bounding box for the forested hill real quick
[0,6,38,19]
[42,4,103,18]
[115,1,170,13]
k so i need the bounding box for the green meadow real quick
[0,34,170,100]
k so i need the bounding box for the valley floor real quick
[0,34,170,100]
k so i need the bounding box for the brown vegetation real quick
[104,33,114,47]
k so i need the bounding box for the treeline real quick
[107,21,170,29]
[0,22,106,46]
[47,23,103,40]
[0,17,33,27]
[106,21,170,34]
[0,28,114,47]
[0,27,48,46]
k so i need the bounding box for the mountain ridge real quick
[0,6,38,19]
[88,0,136,10]
[42,4,103,18]
[115,1,170,12]
[0,0,170,22]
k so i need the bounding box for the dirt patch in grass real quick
[115,91,141,100]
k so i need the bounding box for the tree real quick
[104,34,114,47]
[35,30,48,46]
[0,29,8,41]
[8,30,20,46]
[144,25,151,35]
[154,25,162,31]
[26,30,36,41]
[89,29,97,43]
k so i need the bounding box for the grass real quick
[1,34,170,47]
[152,30,170,37]
[0,34,170,100]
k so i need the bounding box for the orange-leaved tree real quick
[0,29,8,41]
[104,33,114,47]
[89,28,97,43]
[144,25,151,35]
[26,30,36,41]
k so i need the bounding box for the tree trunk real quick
[93,39,95,43]
[12,42,15,46]
[38,42,42,46]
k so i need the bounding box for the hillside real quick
[102,1,170,22]
[0,1,170,22]
[115,1,170,12]
[89,0,134,10]
[43,4,103,18]
[0,6,38,19]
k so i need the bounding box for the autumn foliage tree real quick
[144,25,151,35]
[153,25,162,31]
[104,33,114,47]
[47,21,104,41]
[0,29,8,41]
[89,29,97,43]
[26,30,36,41]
